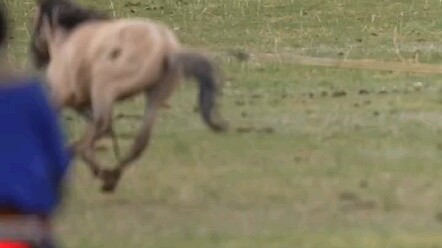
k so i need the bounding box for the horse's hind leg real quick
[100,90,159,192]
[102,70,180,192]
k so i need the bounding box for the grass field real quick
[5,0,442,247]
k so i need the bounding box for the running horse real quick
[30,0,228,193]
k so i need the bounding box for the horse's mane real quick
[31,0,110,68]
[40,0,110,31]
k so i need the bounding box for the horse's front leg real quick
[67,107,92,157]
[48,95,83,160]
[71,110,112,178]
[82,85,119,185]
[77,122,105,178]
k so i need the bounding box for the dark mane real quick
[40,0,110,31]
[31,0,110,68]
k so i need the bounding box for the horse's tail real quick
[173,51,228,132]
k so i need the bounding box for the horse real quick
[30,0,228,193]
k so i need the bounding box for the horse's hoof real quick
[99,169,122,193]
[101,183,117,193]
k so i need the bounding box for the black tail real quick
[174,51,228,132]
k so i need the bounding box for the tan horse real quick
[31,0,228,192]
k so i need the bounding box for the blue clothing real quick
[0,78,71,216]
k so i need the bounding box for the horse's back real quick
[57,18,179,63]
[48,18,182,107]
[82,19,180,56]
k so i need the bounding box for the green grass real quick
[5,0,442,247]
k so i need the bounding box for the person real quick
[0,3,72,248]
